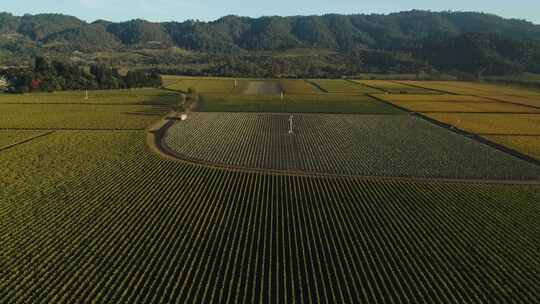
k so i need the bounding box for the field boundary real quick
[0,131,55,153]
[147,112,540,185]
[368,93,540,167]
[345,79,385,93]
[304,80,329,93]
[479,95,540,110]
[393,81,459,95]
[392,81,540,110]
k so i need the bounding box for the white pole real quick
[85,89,88,100]
[289,115,293,134]
[281,91,284,102]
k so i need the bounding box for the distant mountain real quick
[1,10,540,75]
[420,33,540,75]
[43,25,122,52]
[1,11,539,52]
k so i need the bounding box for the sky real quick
[2,0,540,24]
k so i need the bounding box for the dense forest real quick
[1,10,540,78]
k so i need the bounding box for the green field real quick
[0,89,178,105]
[0,131,48,149]
[279,79,322,94]
[1,128,540,303]
[163,76,248,93]
[198,94,400,113]
[2,85,540,303]
[165,113,540,180]
[309,79,382,94]
[0,104,170,130]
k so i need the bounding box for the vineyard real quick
[0,104,170,130]
[1,82,540,303]
[163,112,540,180]
[198,94,400,114]
[1,129,540,303]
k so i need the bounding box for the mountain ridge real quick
[1,10,540,52]
[2,10,540,76]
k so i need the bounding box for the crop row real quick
[1,130,539,303]
[164,113,540,180]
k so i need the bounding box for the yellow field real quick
[397,81,540,96]
[441,81,540,96]
[425,113,540,135]
[388,101,540,113]
[356,80,438,93]
[373,94,493,103]
[484,135,540,160]
[484,95,540,108]
[396,81,486,95]
[279,79,322,94]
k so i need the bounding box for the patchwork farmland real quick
[1,78,540,303]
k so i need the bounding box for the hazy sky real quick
[3,0,540,24]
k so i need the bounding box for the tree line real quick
[2,56,161,93]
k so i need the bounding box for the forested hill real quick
[1,11,539,51]
[2,10,540,76]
